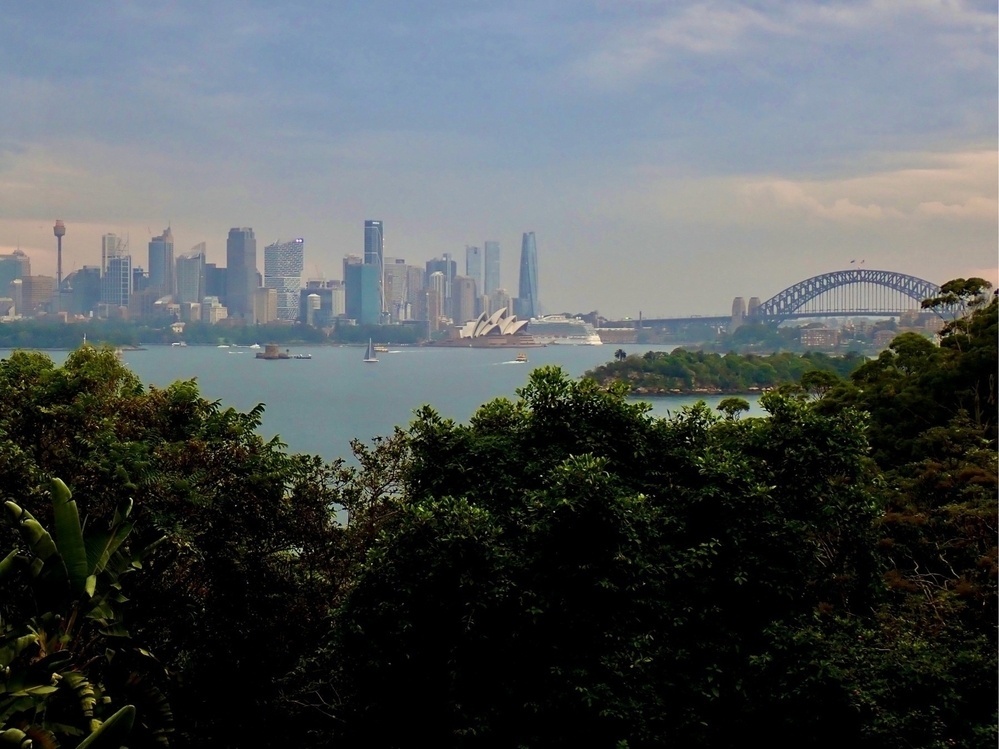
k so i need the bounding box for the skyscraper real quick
[264,238,305,321]
[0,250,30,297]
[465,246,482,295]
[148,227,175,298]
[176,243,207,304]
[516,231,539,319]
[100,234,131,311]
[226,227,257,323]
[483,241,500,296]
[364,220,384,315]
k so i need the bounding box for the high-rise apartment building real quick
[516,231,539,319]
[176,243,207,304]
[226,227,257,323]
[148,227,175,298]
[264,238,305,321]
[364,220,384,314]
[483,241,500,296]
[465,246,482,295]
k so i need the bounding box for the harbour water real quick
[3,344,764,464]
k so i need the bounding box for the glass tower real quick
[483,241,500,296]
[147,227,175,298]
[176,243,207,304]
[517,231,539,319]
[226,227,257,322]
[364,220,384,314]
[264,238,305,321]
[465,246,482,294]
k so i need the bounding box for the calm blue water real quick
[3,344,763,463]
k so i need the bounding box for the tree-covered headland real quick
[0,279,994,748]
[587,348,867,394]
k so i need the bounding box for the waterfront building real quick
[176,243,206,305]
[264,238,304,321]
[516,232,539,319]
[364,220,384,314]
[484,241,500,296]
[226,227,258,323]
[148,227,175,298]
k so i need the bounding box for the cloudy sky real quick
[1,1,995,318]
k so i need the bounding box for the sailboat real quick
[363,338,378,363]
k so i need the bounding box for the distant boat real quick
[363,339,378,363]
[373,344,389,353]
[515,352,528,363]
[292,353,312,359]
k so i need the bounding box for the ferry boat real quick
[515,352,528,363]
[526,315,603,345]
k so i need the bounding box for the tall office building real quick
[264,238,305,321]
[148,227,175,298]
[465,246,482,295]
[101,234,131,310]
[62,266,101,316]
[102,234,126,275]
[516,231,539,319]
[383,257,411,321]
[452,275,477,325]
[344,259,381,325]
[364,220,384,314]
[176,243,207,304]
[483,241,500,296]
[0,250,30,297]
[226,227,257,323]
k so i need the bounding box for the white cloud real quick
[740,150,998,224]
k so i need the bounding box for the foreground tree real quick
[0,347,346,748]
[298,367,996,747]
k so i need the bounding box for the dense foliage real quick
[585,348,866,394]
[0,279,993,748]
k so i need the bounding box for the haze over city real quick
[1,1,996,320]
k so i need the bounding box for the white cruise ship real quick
[526,315,603,345]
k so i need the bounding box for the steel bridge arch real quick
[749,269,940,325]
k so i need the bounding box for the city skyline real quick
[0,3,995,319]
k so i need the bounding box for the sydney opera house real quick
[434,308,541,347]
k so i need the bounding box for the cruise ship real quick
[526,315,603,345]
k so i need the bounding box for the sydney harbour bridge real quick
[604,269,943,333]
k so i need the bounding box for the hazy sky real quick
[1,1,996,318]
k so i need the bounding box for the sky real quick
[1,0,996,319]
